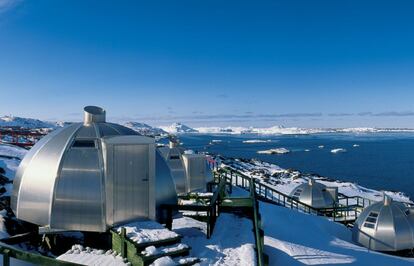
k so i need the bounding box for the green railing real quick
[215,167,383,222]
[163,177,226,238]
[249,177,269,266]
[215,170,268,266]
[0,241,82,266]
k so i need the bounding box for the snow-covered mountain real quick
[124,122,166,136]
[196,125,325,135]
[159,123,198,134]
[195,125,414,135]
[0,115,57,129]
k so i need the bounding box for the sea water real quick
[178,133,414,200]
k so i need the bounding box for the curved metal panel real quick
[51,147,105,232]
[14,123,82,225]
[75,124,99,139]
[12,126,67,214]
[158,147,187,194]
[105,123,138,136]
[155,150,178,222]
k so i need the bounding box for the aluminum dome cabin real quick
[352,195,414,252]
[158,139,213,194]
[158,139,187,194]
[12,106,177,232]
[289,178,338,209]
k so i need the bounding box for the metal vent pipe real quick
[84,106,106,125]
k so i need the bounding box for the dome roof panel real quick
[74,123,98,139]
[289,179,337,209]
[353,196,414,251]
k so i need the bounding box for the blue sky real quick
[1,0,414,128]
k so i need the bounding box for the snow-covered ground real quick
[0,144,26,199]
[261,201,414,265]
[0,143,28,159]
[172,214,256,266]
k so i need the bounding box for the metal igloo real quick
[158,139,213,194]
[12,106,177,232]
[352,195,414,251]
[289,178,338,208]
[158,140,187,194]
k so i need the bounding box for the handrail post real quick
[3,249,10,266]
[120,227,127,258]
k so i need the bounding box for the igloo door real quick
[103,136,156,226]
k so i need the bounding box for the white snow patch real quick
[57,245,129,265]
[150,256,175,266]
[0,144,27,159]
[261,202,414,265]
[141,243,188,257]
[173,214,256,265]
[0,210,9,238]
[114,220,178,244]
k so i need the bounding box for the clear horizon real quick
[1,1,414,128]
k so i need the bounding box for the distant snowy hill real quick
[159,123,198,134]
[196,125,325,135]
[195,125,414,135]
[124,122,166,136]
[0,115,57,129]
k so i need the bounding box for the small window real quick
[170,155,180,160]
[368,212,379,218]
[293,189,303,197]
[72,140,96,148]
[363,222,375,229]
[363,211,378,229]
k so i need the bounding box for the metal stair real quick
[111,224,200,266]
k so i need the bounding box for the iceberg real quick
[257,148,290,154]
[331,148,347,154]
